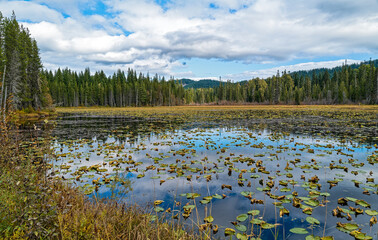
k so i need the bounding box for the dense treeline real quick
[45,61,378,107]
[45,68,186,107]
[0,12,52,111]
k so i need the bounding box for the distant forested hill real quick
[181,79,222,89]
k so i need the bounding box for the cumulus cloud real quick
[2,0,378,79]
[0,1,64,23]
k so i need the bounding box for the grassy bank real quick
[0,112,197,239]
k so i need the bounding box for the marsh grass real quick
[0,106,199,239]
[56,105,378,142]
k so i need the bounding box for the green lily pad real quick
[84,187,95,195]
[345,197,357,202]
[340,223,359,231]
[186,193,201,199]
[224,228,236,236]
[213,194,223,199]
[365,210,378,216]
[235,224,247,232]
[305,235,321,240]
[280,188,291,192]
[320,192,330,197]
[261,223,275,229]
[250,218,264,224]
[304,199,319,207]
[183,205,195,210]
[250,174,261,178]
[241,191,254,197]
[306,216,320,225]
[248,210,260,216]
[236,233,248,240]
[236,214,248,222]
[290,228,309,234]
[154,206,164,212]
[352,232,372,240]
[204,215,214,223]
[356,199,371,208]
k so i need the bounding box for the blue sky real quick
[1,0,378,80]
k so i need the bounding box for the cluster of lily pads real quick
[50,107,377,239]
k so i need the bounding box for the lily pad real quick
[306,216,320,225]
[345,197,357,202]
[241,191,254,197]
[305,235,321,240]
[365,210,378,216]
[213,194,223,199]
[154,200,164,206]
[250,218,264,224]
[224,228,236,236]
[204,215,214,223]
[304,199,319,207]
[290,228,309,234]
[261,223,275,229]
[248,210,260,216]
[183,205,195,210]
[320,192,330,197]
[235,224,247,232]
[236,214,248,222]
[154,206,164,212]
[236,233,248,240]
[280,188,291,192]
[356,199,371,208]
[186,193,201,199]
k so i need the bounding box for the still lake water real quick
[51,115,378,239]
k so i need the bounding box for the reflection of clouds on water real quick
[51,119,378,239]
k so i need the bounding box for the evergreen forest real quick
[45,61,378,107]
[0,12,52,112]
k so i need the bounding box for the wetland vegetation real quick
[0,108,199,239]
[1,96,378,240]
[46,105,377,240]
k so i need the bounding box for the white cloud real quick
[0,1,64,23]
[1,0,378,79]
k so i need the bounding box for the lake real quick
[49,108,378,240]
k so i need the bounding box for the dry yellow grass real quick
[56,104,378,114]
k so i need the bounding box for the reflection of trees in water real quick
[105,171,133,201]
[52,114,377,145]
[53,115,185,143]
